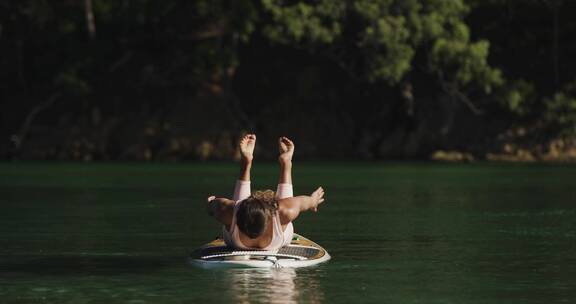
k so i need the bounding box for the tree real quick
[254,0,502,156]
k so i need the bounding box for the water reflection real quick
[226,268,324,304]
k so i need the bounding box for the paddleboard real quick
[190,233,330,268]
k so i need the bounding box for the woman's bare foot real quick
[239,134,256,163]
[278,136,294,165]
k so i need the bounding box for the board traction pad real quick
[191,234,327,261]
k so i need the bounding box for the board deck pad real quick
[190,233,330,268]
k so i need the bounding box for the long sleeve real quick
[275,183,293,199]
[233,180,251,201]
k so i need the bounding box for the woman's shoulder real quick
[278,198,300,224]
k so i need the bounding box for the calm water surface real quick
[1,162,575,303]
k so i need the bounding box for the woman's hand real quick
[206,196,235,226]
[310,187,325,211]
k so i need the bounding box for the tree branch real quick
[13,93,61,153]
[436,71,483,115]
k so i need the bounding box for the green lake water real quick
[1,162,575,303]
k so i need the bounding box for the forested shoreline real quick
[2,0,576,161]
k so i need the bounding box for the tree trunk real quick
[219,35,254,132]
[552,3,560,90]
[541,0,562,90]
[84,0,96,39]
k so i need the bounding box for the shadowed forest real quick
[2,0,576,161]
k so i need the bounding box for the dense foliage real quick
[1,0,575,160]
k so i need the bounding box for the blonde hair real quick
[250,190,278,209]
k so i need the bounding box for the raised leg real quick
[277,136,294,199]
[233,134,256,201]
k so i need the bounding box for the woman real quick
[207,134,325,250]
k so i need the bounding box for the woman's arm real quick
[278,187,325,225]
[207,196,235,228]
